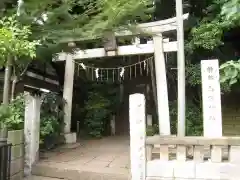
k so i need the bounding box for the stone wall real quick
[223,107,240,136]
[7,130,24,180]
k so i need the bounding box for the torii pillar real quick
[63,52,77,144]
[153,34,171,135]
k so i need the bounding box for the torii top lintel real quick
[54,13,189,61]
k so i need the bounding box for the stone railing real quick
[145,136,240,180]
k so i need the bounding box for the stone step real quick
[39,143,81,159]
[32,164,129,180]
[24,175,64,180]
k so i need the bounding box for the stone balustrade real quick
[145,135,240,180]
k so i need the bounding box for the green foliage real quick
[0,15,40,66]
[80,81,120,138]
[190,20,224,50]
[186,63,202,86]
[183,0,239,100]
[170,101,203,136]
[16,0,153,43]
[220,59,240,86]
[0,105,11,122]
[188,0,240,51]
[40,92,65,145]
[82,0,153,36]
[84,91,111,138]
[145,100,203,136]
[146,124,158,136]
[0,94,25,130]
[221,0,240,21]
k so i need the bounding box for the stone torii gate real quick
[54,14,189,143]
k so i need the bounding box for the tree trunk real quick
[11,77,18,101]
[2,56,12,105]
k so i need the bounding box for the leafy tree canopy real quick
[183,0,240,89]
[8,0,154,44]
[0,15,39,66]
[188,0,240,51]
[0,0,154,64]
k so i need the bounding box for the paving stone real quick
[84,159,110,168]
[108,162,129,169]
[109,158,129,168]
[65,156,96,166]
[33,137,131,180]
[103,167,129,175]
[113,156,130,163]
[94,154,117,162]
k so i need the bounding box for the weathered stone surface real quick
[195,162,240,180]
[7,130,24,180]
[147,160,174,178]
[211,146,222,163]
[24,176,63,180]
[8,130,24,145]
[31,136,131,180]
[11,171,23,180]
[223,108,240,137]
[11,157,24,176]
[194,146,204,162]
[64,133,77,144]
[24,94,41,176]
[176,145,186,161]
[230,146,240,164]
[129,94,146,180]
[160,145,169,161]
[63,54,75,137]
[146,136,240,146]
[173,161,195,179]
[146,158,240,179]
[146,178,173,180]
[11,144,24,160]
[146,145,153,161]
[32,165,129,180]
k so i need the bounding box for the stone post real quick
[201,59,222,137]
[129,93,146,180]
[24,93,41,176]
[63,53,77,143]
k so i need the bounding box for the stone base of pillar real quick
[64,132,77,144]
[147,114,153,127]
[110,115,116,136]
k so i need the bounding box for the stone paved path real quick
[32,136,130,180]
